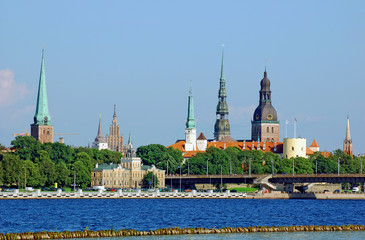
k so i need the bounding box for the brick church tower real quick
[251,68,279,143]
[343,116,353,156]
[31,48,53,143]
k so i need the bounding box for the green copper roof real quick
[185,84,196,129]
[128,131,132,145]
[33,49,51,126]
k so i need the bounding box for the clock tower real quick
[251,68,279,142]
[31,48,53,143]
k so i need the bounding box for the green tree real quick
[74,152,93,172]
[2,154,22,186]
[47,142,75,164]
[73,160,91,189]
[55,162,71,187]
[38,150,56,187]
[11,136,41,161]
[186,152,208,175]
[0,161,4,185]
[137,144,182,174]
[142,171,159,188]
[293,157,314,174]
[22,160,41,187]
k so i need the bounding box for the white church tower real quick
[185,85,196,151]
[92,115,109,150]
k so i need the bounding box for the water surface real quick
[1,199,364,234]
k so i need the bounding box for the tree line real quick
[0,137,361,189]
[0,136,123,188]
[135,144,363,176]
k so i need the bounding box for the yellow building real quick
[91,139,165,189]
[283,138,307,159]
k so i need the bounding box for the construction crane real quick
[13,129,30,137]
[54,133,81,144]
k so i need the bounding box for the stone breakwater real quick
[1,225,365,239]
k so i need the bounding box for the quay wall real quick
[2,189,365,200]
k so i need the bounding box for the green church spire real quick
[33,48,51,125]
[128,131,133,146]
[185,81,196,129]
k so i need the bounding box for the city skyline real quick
[0,1,364,154]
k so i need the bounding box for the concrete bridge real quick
[165,174,365,188]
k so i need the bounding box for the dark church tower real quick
[251,69,279,142]
[214,47,231,141]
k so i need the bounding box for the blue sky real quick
[0,1,364,154]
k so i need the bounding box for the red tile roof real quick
[197,132,207,140]
[310,139,320,148]
[306,147,314,155]
[168,140,284,156]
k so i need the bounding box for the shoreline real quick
[1,191,365,200]
[1,225,365,239]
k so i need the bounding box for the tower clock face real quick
[267,114,273,120]
[255,113,259,120]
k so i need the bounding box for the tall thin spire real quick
[346,116,351,140]
[113,104,117,118]
[214,45,230,141]
[128,130,132,148]
[186,80,195,129]
[218,45,227,98]
[34,48,51,125]
[94,115,106,142]
[344,116,353,156]
[220,44,225,81]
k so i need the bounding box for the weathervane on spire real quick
[189,79,192,95]
[265,59,267,71]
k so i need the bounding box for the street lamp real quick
[220,165,223,192]
[292,158,295,176]
[23,166,27,191]
[315,159,318,174]
[188,161,190,176]
[229,156,232,175]
[249,158,251,177]
[73,168,76,192]
[179,166,182,192]
[338,157,340,176]
[206,158,209,176]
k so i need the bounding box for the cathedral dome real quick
[260,70,270,91]
[253,104,278,122]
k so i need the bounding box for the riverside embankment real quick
[2,189,365,199]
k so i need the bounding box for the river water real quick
[1,199,365,237]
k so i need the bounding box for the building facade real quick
[251,69,279,142]
[31,49,53,143]
[105,105,126,154]
[91,138,165,188]
[214,48,231,141]
[282,138,307,159]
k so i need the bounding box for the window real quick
[272,127,274,133]
[267,127,269,133]
[292,147,294,151]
